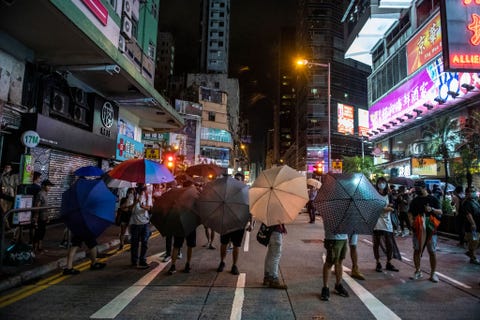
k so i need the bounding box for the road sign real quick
[332,160,342,173]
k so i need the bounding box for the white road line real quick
[362,239,373,245]
[435,272,472,289]
[322,254,401,320]
[243,231,250,252]
[90,254,168,319]
[230,273,246,320]
[401,256,412,262]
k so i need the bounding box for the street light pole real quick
[296,59,331,172]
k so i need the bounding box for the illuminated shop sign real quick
[116,134,144,161]
[337,103,354,135]
[407,12,442,75]
[358,108,369,137]
[369,57,480,131]
[440,0,480,71]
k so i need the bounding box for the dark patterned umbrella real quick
[314,173,384,235]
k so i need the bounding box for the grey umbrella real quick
[195,176,250,235]
[314,173,384,235]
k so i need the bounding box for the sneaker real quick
[263,277,270,286]
[334,283,349,297]
[217,261,225,272]
[429,273,439,283]
[351,268,365,280]
[208,244,216,250]
[183,262,191,273]
[375,262,382,272]
[231,265,239,275]
[269,279,287,289]
[177,251,183,259]
[386,263,399,272]
[63,268,80,275]
[411,271,423,280]
[470,258,480,265]
[168,264,176,275]
[137,262,150,269]
[320,287,330,301]
[90,262,106,270]
[162,255,171,262]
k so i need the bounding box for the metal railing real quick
[1,206,60,270]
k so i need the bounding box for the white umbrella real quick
[249,165,309,226]
[307,178,322,189]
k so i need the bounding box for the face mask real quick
[378,183,386,190]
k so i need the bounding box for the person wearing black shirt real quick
[463,186,480,264]
[408,180,442,283]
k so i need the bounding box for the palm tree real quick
[457,111,480,188]
[423,116,461,198]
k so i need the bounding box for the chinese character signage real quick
[407,12,442,75]
[440,0,480,71]
[116,134,144,161]
[337,103,354,135]
[358,108,369,137]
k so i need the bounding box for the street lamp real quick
[296,59,331,173]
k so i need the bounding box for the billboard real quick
[440,0,480,71]
[358,108,369,137]
[407,12,442,75]
[337,103,354,135]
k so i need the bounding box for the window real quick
[108,0,116,10]
[208,112,216,122]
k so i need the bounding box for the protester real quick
[408,180,442,282]
[63,233,106,275]
[307,184,318,223]
[32,179,54,254]
[263,224,288,289]
[373,177,399,273]
[129,184,152,269]
[117,188,134,250]
[27,172,42,243]
[452,186,466,247]
[321,232,349,301]
[204,226,216,249]
[396,186,412,237]
[349,234,365,280]
[462,186,480,264]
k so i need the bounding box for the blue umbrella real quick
[74,165,104,177]
[61,179,116,238]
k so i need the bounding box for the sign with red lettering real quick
[337,103,354,135]
[440,0,480,71]
[81,0,108,26]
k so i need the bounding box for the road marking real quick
[243,231,250,252]
[436,272,471,289]
[322,254,401,320]
[230,273,246,320]
[362,239,373,245]
[90,254,168,319]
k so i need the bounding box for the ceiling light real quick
[447,91,459,98]
[389,121,397,126]
[378,128,384,132]
[461,83,475,92]
[434,97,446,104]
[404,113,413,119]
[372,130,379,135]
[423,103,434,110]
[396,117,405,123]
[383,124,390,129]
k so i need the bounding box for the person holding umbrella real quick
[129,184,152,269]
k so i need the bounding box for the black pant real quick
[399,211,411,230]
[373,230,394,261]
[307,201,316,222]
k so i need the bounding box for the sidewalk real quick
[0,222,122,293]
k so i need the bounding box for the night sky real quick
[159,0,297,162]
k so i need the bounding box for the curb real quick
[0,239,120,293]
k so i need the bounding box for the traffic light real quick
[163,153,175,171]
[313,162,323,175]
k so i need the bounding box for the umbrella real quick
[314,173,384,235]
[150,185,200,237]
[186,163,223,178]
[195,176,250,235]
[74,165,104,177]
[388,177,414,188]
[107,158,175,184]
[307,178,322,189]
[249,165,309,226]
[61,179,116,238]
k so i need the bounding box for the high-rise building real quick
[155,32,175,96]
[294,0,371,173]
[200,0,230,74]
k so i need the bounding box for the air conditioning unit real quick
[72,105,89,126]
[121,16,132,40]
[119,35,126,53]
[71,87,88,108]
[123,0,132,18]
[131,0,140,20]
[50,89,71,119]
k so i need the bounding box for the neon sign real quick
[441,0,480,71]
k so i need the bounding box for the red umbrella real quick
[186,164,224,178]
[107,158,174,184]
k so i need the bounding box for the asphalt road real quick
[1,213,479,320]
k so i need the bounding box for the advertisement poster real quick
[337,103,354,135]
[358,108,369,137]
[13,195,33,225]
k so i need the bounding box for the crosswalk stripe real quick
[230,273,246,320]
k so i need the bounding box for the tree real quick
[457,111,480,188]
[423,116,460,198]
[342,155,383,182]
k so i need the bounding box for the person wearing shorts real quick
[63,231,106,275]
[349,233,365,280]
[168,229,196,274]
[321,232,349,301]
[217,228,247,275]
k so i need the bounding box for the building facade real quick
[154,32,175,96]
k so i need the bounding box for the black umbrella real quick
[388,177,415,188]
[150,185,200,237]
[195,176,250,235]
[314,173,384,235]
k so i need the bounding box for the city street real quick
[0,213,479,320]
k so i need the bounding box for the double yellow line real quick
[0,230,160,308]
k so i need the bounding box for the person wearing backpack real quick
[462,186,480,264]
